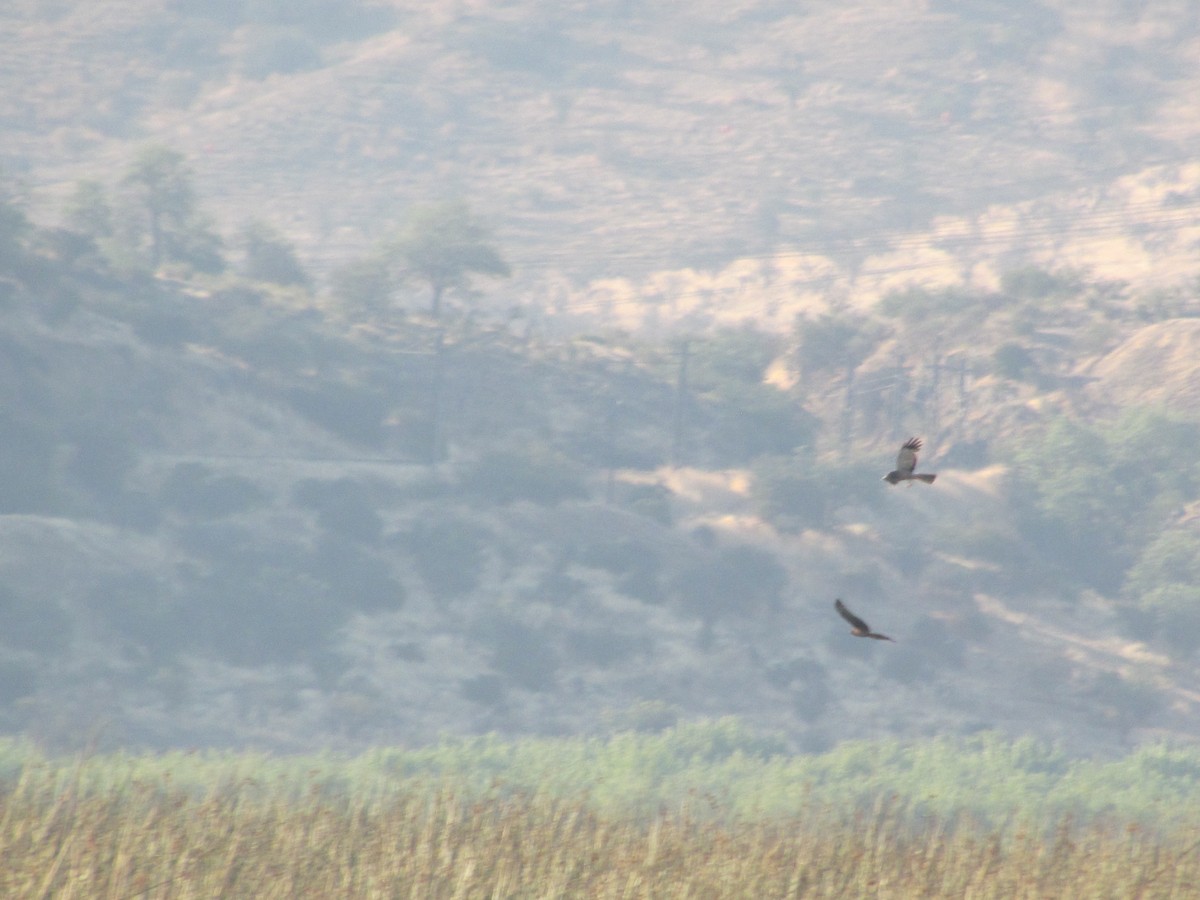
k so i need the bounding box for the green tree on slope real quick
[387,201,509,318]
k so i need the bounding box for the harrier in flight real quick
[835,599,895,642]
[883,437,936,485]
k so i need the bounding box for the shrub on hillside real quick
[239,220,309,287]
[0,584,72,654]
[1123,529,1200,656]
[459,444,589,506]
[161,462,266,519]
[673,543,787,627]
[0,413,58,513]
[479,615,558,692]
[90,572,179,656]
[566,625,649,668]
[1007,410,1200,594]
[183,561,347,665]
[793,312,883,378]
[992,341,1038,382]
[309,535,405,613]
[238,27,322,79]
[329,255,394,313]
[398,513,488,600]
[293,477,385,544]
[576,537,664,605]
[701,381,817,465]
[286,381,389,447]
[751,455,880,531]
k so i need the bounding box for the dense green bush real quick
[0,412,59,513]
[0,585,72,654]
[399,513,488,600]
[576,537,664,604]
[792,312,882,378]
[238,26,322,79]
[460,673,505,707]
[286,381,389,447]
[161,462,266,519]
[992,341,1038,382]
[0,658,36,705]
[672,543,787,626]
[293,477,385,544]
[880,616,964,684]
[329,255,394,313]
[1000,266,1081,301]
[701,381,817,464]
[239,220,309,286]
[479,614,559,692]
[1080,671,1164,732]
[751,454,880,531]
[459,444,589,506]
[876,285,995,327]
[309,535,405,613]
[89,571,178,654]
[166,525,352,662]
[679,326,816,465]
[613,481,672,525]
[65,427,138,504]
[765,657,833,721]
[686,326,781,388]
[565,624,650,668]
[185,562,347,664]
[1008,410,1200,593]
[1123,528,1200,655]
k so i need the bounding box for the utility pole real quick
[889,361,908,434]
[603,389,618,504]
[956,355,969,425]
[841,363,857,446]
[428,328,446,464]
[670,338,690,467]
[928,353,942,436]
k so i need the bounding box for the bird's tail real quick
[915,473,936,484]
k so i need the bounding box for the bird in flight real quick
[883,437,936,485]
[835,599,895,642]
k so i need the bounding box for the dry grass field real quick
[3,780,1198,899]
[3,730,1200,899]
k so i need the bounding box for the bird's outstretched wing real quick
[835,599,895,641]
[835,598,870,634]
[895,437,921,476]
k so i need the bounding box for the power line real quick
[493,195,1200,315]
[498,195,1200,274]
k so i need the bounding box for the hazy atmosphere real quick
[2,0,1200,765]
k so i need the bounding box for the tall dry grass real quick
[2,771,1197,899]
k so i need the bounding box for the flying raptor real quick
[883,437,936,485]
[835,599,895,642]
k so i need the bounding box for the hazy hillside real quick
[0,1,1199,758]
[5,1,1200,306]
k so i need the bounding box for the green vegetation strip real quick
[3,720,1200,827]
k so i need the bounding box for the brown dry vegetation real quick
[2,780,1198,899]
